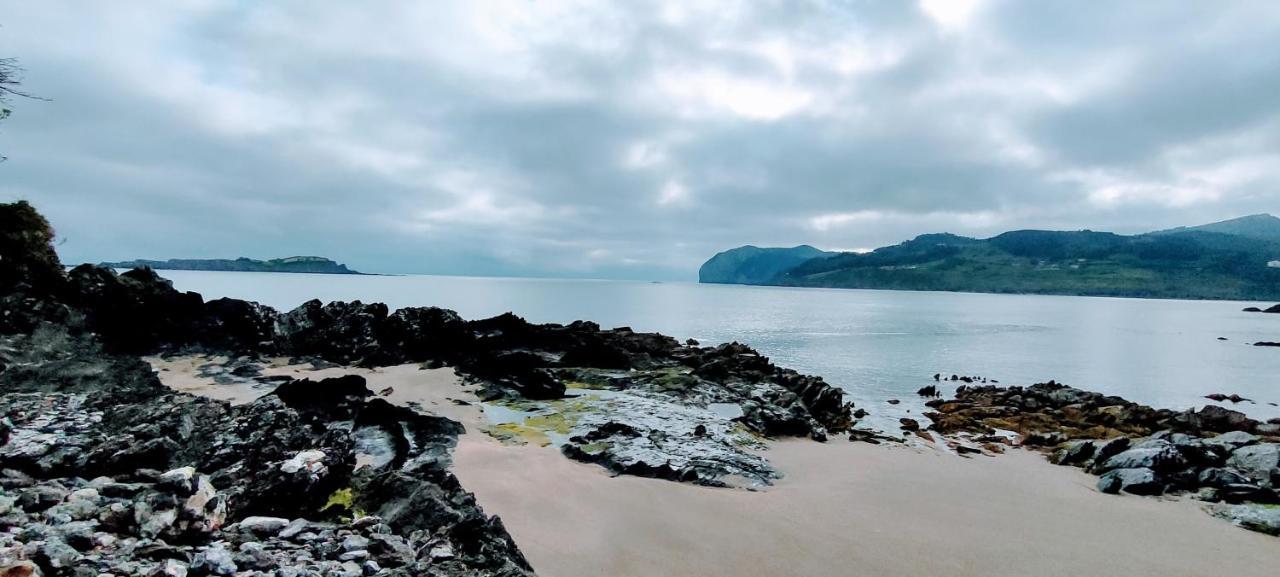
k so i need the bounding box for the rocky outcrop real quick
[33,248,853,438]
[925,381,1280,535]
[41,261,853,438]
[0,328,532,576]
[0,200,862,574]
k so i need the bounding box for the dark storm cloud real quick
[2,0,1279,279]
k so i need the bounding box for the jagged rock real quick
[189,545,236,576]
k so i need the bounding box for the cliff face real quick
[698,245,833,285]
[100,256,362,274]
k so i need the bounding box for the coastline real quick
[151,356,1280,577]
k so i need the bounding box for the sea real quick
[156,270,1280,431]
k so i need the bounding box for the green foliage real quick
[710,224,1280,300]
[700,245,834,284]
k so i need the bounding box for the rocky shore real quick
[0,201,855,575]
[925,381,1280,535]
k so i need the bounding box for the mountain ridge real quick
[1151,213,1280,242]
[100,256,364,275]
[700,217,1280,300]
[699,245,835,284]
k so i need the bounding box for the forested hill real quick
[100,256,363,275]
[701,217,1280,300]
[699,245,834,284]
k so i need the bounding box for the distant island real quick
[101,256,364,275]
[700,214,1280,301]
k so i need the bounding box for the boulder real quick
[1226,443,1280,488]
[1203,431,1259,450]
[190,545,237,577]
[1050,439,1096,466]
[236,516,290,535]
[1097,468,1163,495]
[1097,440,1185,473]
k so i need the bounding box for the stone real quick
[0,562,41,577]
[277,519,310,540]
[157,467,197,495]
[1210,503,1280,536]
[1226,443,1280,488]
[1097,440,1185,473]
[1050,439,1096,466]
[32,538,80,572]
[1204,431,1259,450]
[189,546,236,577]
[236,516,289,535]
[341,534,370,552]
[1198,467,1254,488]
[279,450,328,480]
[150,559,188,577]
[1097,468,1163,495]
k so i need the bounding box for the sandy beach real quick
[150,357,1280,577]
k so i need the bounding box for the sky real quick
[1,1,1279,280]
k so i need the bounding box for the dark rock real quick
[1226,444,1280,489]
[272,375,373,409]
[1204,393,1252,403]
[1097,440,1186,473]
[189,546,236,576]
[1050,440,1096,466]
[1097,468,1163,495]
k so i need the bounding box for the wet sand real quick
[150,357,1280,577]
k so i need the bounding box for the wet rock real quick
[1210,503,1280,536]
[1204,393,1252,403]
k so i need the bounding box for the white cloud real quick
[658,180,691,206]
[4,0,1280,280]
[919,0,987,32]
[653,68,813,121]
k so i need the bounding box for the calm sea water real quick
[158,271,1280,430]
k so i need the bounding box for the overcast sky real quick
[2,1,1279,279]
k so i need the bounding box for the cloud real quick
[1,1,1279,279]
